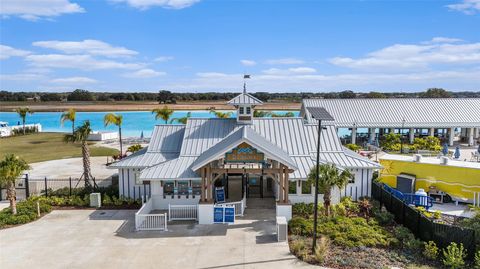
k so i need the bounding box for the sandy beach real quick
[0,101,301,112]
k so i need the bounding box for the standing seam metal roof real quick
[227,93,264,105]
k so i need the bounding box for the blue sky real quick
[0,0,479,92]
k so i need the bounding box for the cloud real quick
[50,76,97,84]
[0,73,45,81]
[264,58,305,65]
[26,54,144,70]
[0,44,31,60]
[262,67,316,75]
[111,0,201,10]
[154,56,174,62]
[446,0,480,15]
[329,39,480,70]
[240,59,256,66]
[0,0,84,21]
[33,40,138,58]
[424,37,463,44]
[124,68,166,78]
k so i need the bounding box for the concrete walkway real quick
[0,205,317,269]
[26,157,116,179]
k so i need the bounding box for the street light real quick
[400,118,406,154]
[306,107,334,252]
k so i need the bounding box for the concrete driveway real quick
[0,206,317,269]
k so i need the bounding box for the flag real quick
[244,74,250,79]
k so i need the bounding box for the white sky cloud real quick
[329,39,480,70]
[26,54,144,70]
[0,0,84,21]
[240,59,256,66]
[0,73,45,81]
[264,58,305,65]
[424,37,464,44]
[154,56,174,62]
[0,44,31,60]
[50,76,97,84]
[33,40,138,58]
[124,68,166,78]
[262,67,316,75]
[111,0,201,10]
[446,0,480,15]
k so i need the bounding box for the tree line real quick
[1,88,479,103]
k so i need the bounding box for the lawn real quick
[0,132,119,163]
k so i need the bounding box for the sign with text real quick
[213,205,235,224]
[225,142,264,163]
[224,207,235,223]
[215,187,225,203]
[214,207,224,223]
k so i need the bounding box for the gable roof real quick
[191,126,297,171]
[227,93,263,105]
[301,98,480,128]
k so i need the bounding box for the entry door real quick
[248,176,262,198]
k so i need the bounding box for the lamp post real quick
[307,107,334,253]
[400,118,406,154]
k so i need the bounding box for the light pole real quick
[400,118,406,154]
[307,107,334,253]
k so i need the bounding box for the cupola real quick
[227,82,263,124]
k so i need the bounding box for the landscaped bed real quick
[288,198,479,269]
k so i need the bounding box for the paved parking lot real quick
[0,206,317,269]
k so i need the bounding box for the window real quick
[301,181,312,194]
[134,169,142,185]
[192,180,201,196]
[178,181,189,195]
[289,181,297,194]
[349,173,355,184]
[239,107,244,114]
[246,107,251,114]
[163,181,175,196]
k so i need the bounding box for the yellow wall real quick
[378,159,480,202]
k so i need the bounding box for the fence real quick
[135,198,167,231]
[168,204,198,221]
[0,175,114,201]
[371,181,476,259]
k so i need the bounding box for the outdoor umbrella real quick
[442,143,449,156]
[454,146,460,159]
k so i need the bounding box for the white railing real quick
[135,198,167,231]
[168,204,198,221]
[218,193,246,216]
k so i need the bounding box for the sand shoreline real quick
[0,101,301,112]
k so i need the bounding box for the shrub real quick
[374,209,395,226]
[345,143,361,151]
[314,236,330,264]
[442,242,466,269]
[290,237,307,256]
[433,210,442,220]
[102,194,113,206]
[292,203,315,218]
[358,198,373,218]
[340,196,359,215]
[423,241,439,260]
[289,217,314,236]
[0,197,52,228]
[475,250,480,269]
[393,226,422,250]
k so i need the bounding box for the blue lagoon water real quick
[0,110,299,137]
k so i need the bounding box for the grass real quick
[0,132,119,163]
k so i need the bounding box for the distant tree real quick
[104,113,124,154]
[40,93,62,101]
[210,109,233,119]
[60,108,77,134]
[127,144,143,153]
[157,90,176,104]
[252,92,270,102]
[152,106,174,123]
[67,89,94,101]
[339,90,356,99]
[0,154,30,215]
[170,112,191,124]
[323,92,338,99]
[271,111,295,117]
[64,121,93,188]
[420,88,452,98]
[253,110,272,117]
[15,107,33,135]
[366,91,387,98]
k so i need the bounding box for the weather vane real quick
[243,74,250,93]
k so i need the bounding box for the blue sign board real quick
[214,207,224,223]
[224,207,235,223]
[215,187,225,203]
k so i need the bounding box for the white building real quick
[109,90,381,226]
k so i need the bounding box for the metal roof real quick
[108,151,178,168]
[301,98,480,128]
[148,125,185,152]
[191,126,298,171]
[227,93,264,105]
[140,157,199,180]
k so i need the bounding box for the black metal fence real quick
[371,181,476,259]
[0,174,114,200]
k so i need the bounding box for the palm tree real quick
[104,113,124,155]
[64,121,93,188]
[170,112,191,124]
[0,154,30,215]
[152,106,174,123]
[210,109,233,119]
[15,107,33,135]
[253,110,272,117]
[60,108,76,134]
[307,163,352,216]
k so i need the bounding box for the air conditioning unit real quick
[413,154,422,162]
[276,216,288,242]
[90,193,102,208]
[440,156,449,165]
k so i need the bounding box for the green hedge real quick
[0,197,52,228]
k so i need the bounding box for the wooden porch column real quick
[284,166,289,203]
[278,167,283,202]
[207,166,212,202]
[200,167,206,202]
